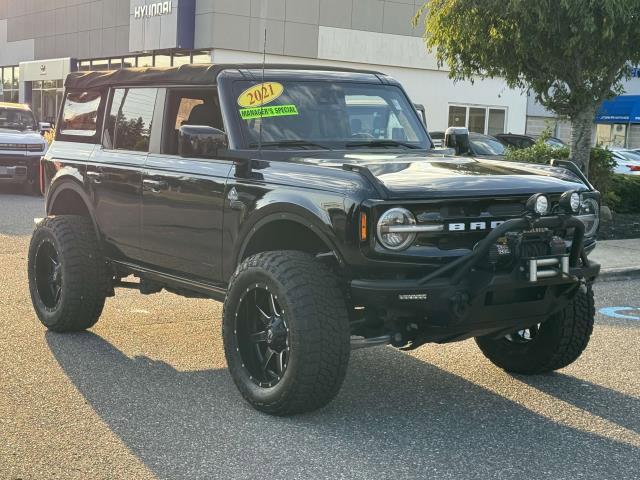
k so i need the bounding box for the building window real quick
[77,51,213,73]
[32,79,64,124]
[596,123,627,148]
[191,51,212,64]
[1,66,19,103]
[91,59,109,71]
[448,104,507,135]
[172,52,192,67]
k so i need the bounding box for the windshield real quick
[0,107,37,131]
[469,135,506,155]
[233,81,429,150]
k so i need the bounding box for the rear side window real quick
[104,88,157,152]
[59,91,102,136]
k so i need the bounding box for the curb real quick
[596,266,640,282]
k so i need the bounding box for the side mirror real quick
[445,127,470,155]
[39,122,52,135]
[178,125,228,158]
[413,103,427,126]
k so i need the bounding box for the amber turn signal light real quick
[360,212,368,241]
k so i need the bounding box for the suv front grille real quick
[408,195,562,252]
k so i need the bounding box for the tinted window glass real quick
[60,91,102,136]
[106,88,157,152]
[162,88,221,154]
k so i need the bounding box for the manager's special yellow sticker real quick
[237,82,284,108]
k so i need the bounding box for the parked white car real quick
[610,148,640,175]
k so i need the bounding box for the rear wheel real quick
[28,215,108,332]
[475,284,595,374]
[223,251,350,415]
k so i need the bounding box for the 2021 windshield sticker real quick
[239,104,299,120]
[237,82,284,108]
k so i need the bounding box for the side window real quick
[60,90,102,137]
[105,88,157,152]
[175,98,204,129]
[162,88,222,155]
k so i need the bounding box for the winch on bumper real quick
[350,214,601,344]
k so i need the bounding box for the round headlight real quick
[377,208,416,251]
[578,197,600,237]
[534,195,548,215]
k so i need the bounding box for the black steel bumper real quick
[349,214,600,343]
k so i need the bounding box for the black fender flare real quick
[234,208,346,270]
[46,177,102,245]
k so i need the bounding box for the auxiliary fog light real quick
[526,193,549,215]
[559,190,581,213]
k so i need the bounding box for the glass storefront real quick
[1,66,19,103]
[31,80,64,124]
[596,123,628,148]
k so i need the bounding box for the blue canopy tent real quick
[595,95,640,123]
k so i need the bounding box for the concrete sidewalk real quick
[591,238,640,281]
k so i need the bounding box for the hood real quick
[290,152,588,199]
[0,128,45,145]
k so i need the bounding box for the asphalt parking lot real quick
[1,187,639,480]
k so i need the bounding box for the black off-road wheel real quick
[222,251,351,415]
[475,284,595,374]
[28,215,108,332]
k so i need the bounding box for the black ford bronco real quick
[28,64,601,415]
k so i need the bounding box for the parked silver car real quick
[610,148,640,175]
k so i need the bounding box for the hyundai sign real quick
[129,0,195,52]
[134,2,173,19]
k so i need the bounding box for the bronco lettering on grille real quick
[446,220,505,232]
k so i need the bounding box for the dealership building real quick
[0,0,528,134]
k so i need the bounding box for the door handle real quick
[143,179,168,193]
[86,171,102,184]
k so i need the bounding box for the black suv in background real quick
[29,65,600,415]
[495,133,567,150]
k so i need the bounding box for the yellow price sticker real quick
[237,82,284,108]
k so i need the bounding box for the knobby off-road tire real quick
[475,284,595,374]
[28,215,108,332]
[222,251,351,415]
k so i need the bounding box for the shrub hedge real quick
[607,175,640,214]
[502,138,638,213]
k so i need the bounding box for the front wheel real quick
[475,284,595,374]
[222,251,350,415]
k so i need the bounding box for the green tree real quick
[414,0,640,174]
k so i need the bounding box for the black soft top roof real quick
[65,63,384,90]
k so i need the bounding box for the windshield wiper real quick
[249,140,330,150]
[345,140,421,149]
